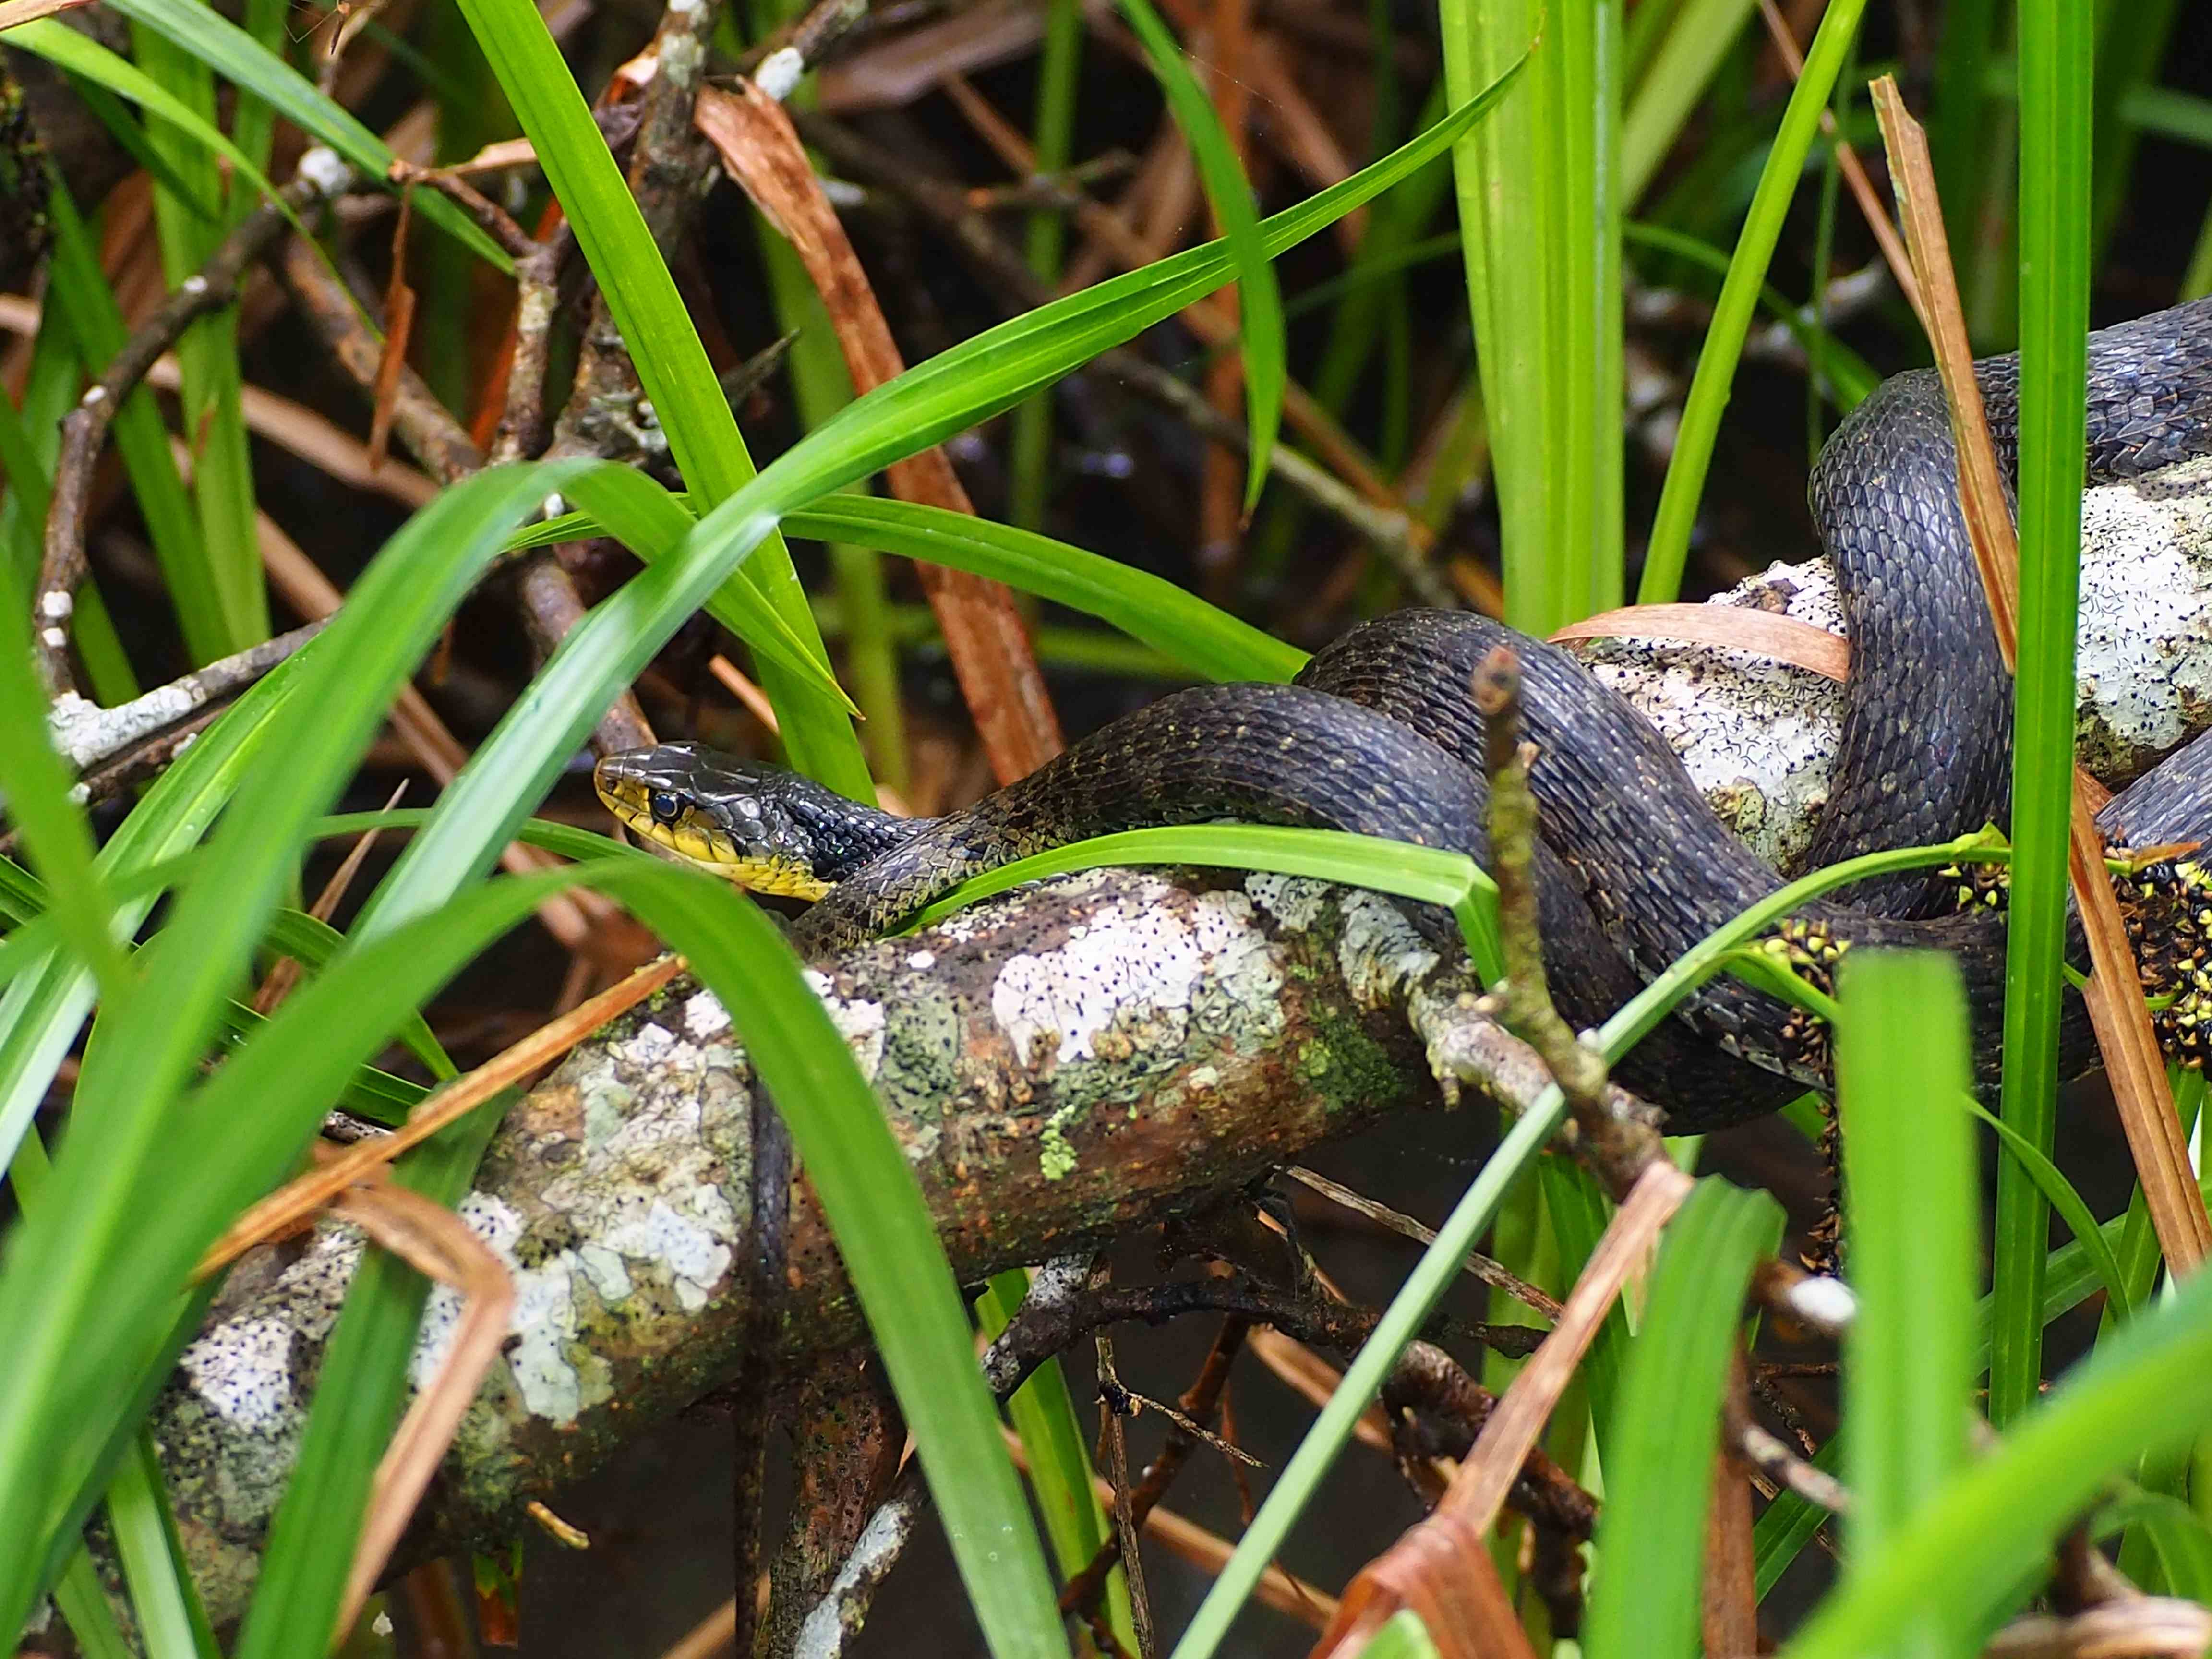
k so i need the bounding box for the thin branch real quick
[36,167,337,695]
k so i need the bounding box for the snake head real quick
[594,743,917,898]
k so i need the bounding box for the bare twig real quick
[1283,1165,1565,1322]
[36,167,335,694]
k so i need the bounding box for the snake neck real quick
[776,784,934,884]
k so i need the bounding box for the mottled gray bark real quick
[155,866,1498,1626]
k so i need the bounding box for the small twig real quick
[1061,1315,1248,1618]
[36,167,335,695]
[1283,1165,1565,1322]
[1089,1266,1155,1659]
[1472,647,1668,1192]
[278,232,484,486]
[45,621,327,777]
[739,0,873,97]
[386,158,540,261]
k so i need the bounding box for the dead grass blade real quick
[0,0,94,30]
[695,79,1065,785]
[1309,1162,1691,1657]
[197,954,685,1278]
[367,190,419,473]
[253,780,409,1015]
[333,1175,516,1637]
[1550,603,1850,682]
[1245,1327,1395,1455]
[1873,78,2212,1274]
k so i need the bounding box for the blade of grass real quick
[1986,0,2095,1429]
[976,1272,1132,1649]
[1785,1260,2212,1656]
[0,462,618,1633]
[508,495,1310,684]
[37,177,219,662]
[1580,1178,1782,1659]
[1967,1095,2132,1324]
[1636,0,1871,603]
[1441,1,1619,631]
[1008,0,1083,533]
[1620,0,1758,206]
[127,18,267,659]
[224,861,1070,1658]
[1162,828,2014,1658]
[1835,950,1977,1659]
[1116,0,1282,512]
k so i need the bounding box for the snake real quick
[598,297,2212,1132]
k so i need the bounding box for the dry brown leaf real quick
[0,0,94,32]
[695,79,1063,785]
[367,190,419,473]
[1551,603,1851,682]
[333,1176,516,1638]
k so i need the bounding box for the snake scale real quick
[599,297,2212,1131]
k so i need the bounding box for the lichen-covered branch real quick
[155,864,1496,1624]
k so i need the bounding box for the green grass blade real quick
[558,462,855,709]
[1636,0,1870,603]
[509,496,1310,683]
[1786,1262,2212,1656]
[8,21,298,240]
[234,862,1070,1658]
[1008,0,1084,533]
[0,464,589,1635]
[370,86,1510,939]
[1115,0,1282,511]
[126,18,266,660]
[75,0,506,267]
[0,568,129,1001]
[446,0,868,795]
[1988,0,2094,1432]
[1620,0,1758,205]
[1835,950,1977,1659]
[1356,1611,1441,1659]
[905,823,1503,984]
[1582,1178,1782,1659]
[1441,1,1617,631]
[1624,221,1878,407]
[977,1272,1132,1650]
[1966,1096,2131,1323]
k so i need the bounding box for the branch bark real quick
[155,864,1503,1624]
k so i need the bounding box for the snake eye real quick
[648,790,683,824]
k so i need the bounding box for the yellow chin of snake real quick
[597,788,834,901]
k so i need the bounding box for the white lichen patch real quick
[48,679,211,769]
[1573,559,1847,870]
[2075,455,2212,776]
[1245,871,1331,932]
[682,988,732,1040]
[600,1198,735,1313]
[991,886,1280,1067]
[1334,890,1440,1009]
[1569,456,2212,861]
[178,1316,298,1430]
[806,970,887,1080]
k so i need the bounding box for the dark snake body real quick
[610,300,2212,1131]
